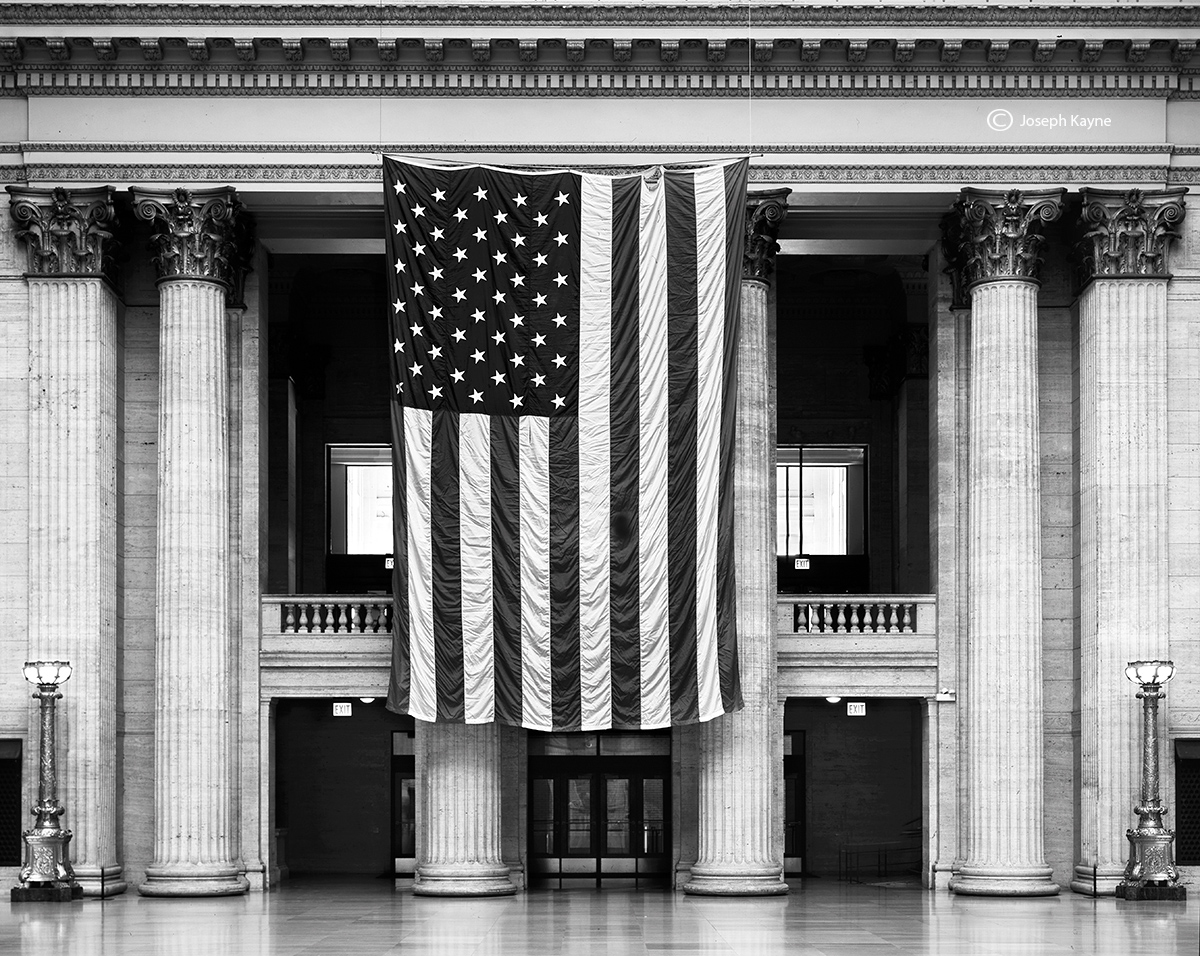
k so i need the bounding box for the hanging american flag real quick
[384,156,747,731]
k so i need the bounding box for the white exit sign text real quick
[333,702,352,717]
[846,702,867,717]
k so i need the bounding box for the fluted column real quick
[943,188,1063,896]
[1071,188,1186,896]
[414,722,515,896]
[684,189,789,896]
[8,186,125,896]
[133,187,251,897]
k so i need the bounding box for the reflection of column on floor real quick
[685,190,789,897]
[9,186,126,897]
[1071,188,1186,897]
[415,721,516,896]
[943,188,1063,897]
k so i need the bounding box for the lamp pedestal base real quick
[11,884,82,902]
[11,827,82,902]
[1115,827,1185,902]
[1116,883,1187,901]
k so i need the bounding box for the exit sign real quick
[846,702,866,717]
[333,702,352,717]
[794,558,810,570]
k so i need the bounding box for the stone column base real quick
[12,885,82,902]
[951,864,1060,897]
[684,864,788,896]
[1116,883,1187,901]
[75,864,128,897]
[139,863,249,897]
[1069,863,1125,897]
[413,863,516,897]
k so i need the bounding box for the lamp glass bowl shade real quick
[22,660,73,687]
[1124,660,1175,687]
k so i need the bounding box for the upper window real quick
[776,446,866,557]
[328,445,393,555]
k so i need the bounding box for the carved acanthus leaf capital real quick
[744,188,791,282]
[941,187,1065,305]
[7,185,120,282]
[1077,186,1187,282]
[130,186,253,297]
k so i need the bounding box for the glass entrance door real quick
[528,732,671,888]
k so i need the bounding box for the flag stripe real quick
[665,170,701,724]
[460,412,495,723]
[387,401,411,715]
[637,174,672,730]
[578,173,614,732]
[520,415,552,731]
[431,409,465,721]
[608,174,643,729]
[549,415,581,730]
[405,406,436,722]
[693,166,727,720]
[491,416,523,726]
[717,161,747,714]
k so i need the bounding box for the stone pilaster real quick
[414,721,515,896]
[943,187,1063,897]
[8,186,125,897]
[684,189,789,896]
[133,187,250,897]
[1071,188,1186,896]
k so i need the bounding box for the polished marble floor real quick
[2,877,1197,956]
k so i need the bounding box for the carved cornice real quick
[5,163,1198,188]
[1,4,1199,28]
[6,184,119,282]
[941,187,1065,302]
[1076,186,1188,282]
[130,185,253,297]
[744,188,790,283]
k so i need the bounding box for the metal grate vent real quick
[1175,756,1200,866]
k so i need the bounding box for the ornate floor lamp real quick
[11,660,81,902]
[1116,660,1186,901]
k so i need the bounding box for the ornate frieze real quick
[130,186,252,296]
[941,187,1065,304]
[7,185,119,282]
[1076,186,1188,282]
[743,189,790,283]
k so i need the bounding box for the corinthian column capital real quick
[941,187,1065,306]
[744,189,791,282]
[130,186,253,299]
[7,185,120,283]
[1077,187,1188,283]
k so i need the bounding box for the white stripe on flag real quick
[404,407,436,722]
[693,166,727,721]
[637,171,672,730]
[459,412,495,724]
[578,174,614,731]
[519,415,552,731]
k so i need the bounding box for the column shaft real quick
[27,277,124,896]
[1072,278,1169,894]
[414,721,515,896]
[684,274,786,896]
[953,279,1058,895]
[140,278,245,896]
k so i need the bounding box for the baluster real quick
[369,604,382,632]
[333,603,346,632]
[903,604,914,632]
[882,604,895,632]
[855,604,866,632]
[833,604,846,632]
[793,603,803,633]
[865,603,877,632]
[282,603,296,632]
[349,604,362,632]
[817,604,829,633]
[318,603,330,633]
[300,604,312,632]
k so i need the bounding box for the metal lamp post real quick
[1115,659,1186,901]
[11,660,82,902]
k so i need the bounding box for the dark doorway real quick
[275,698,414,877]
[528,732,671,888]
